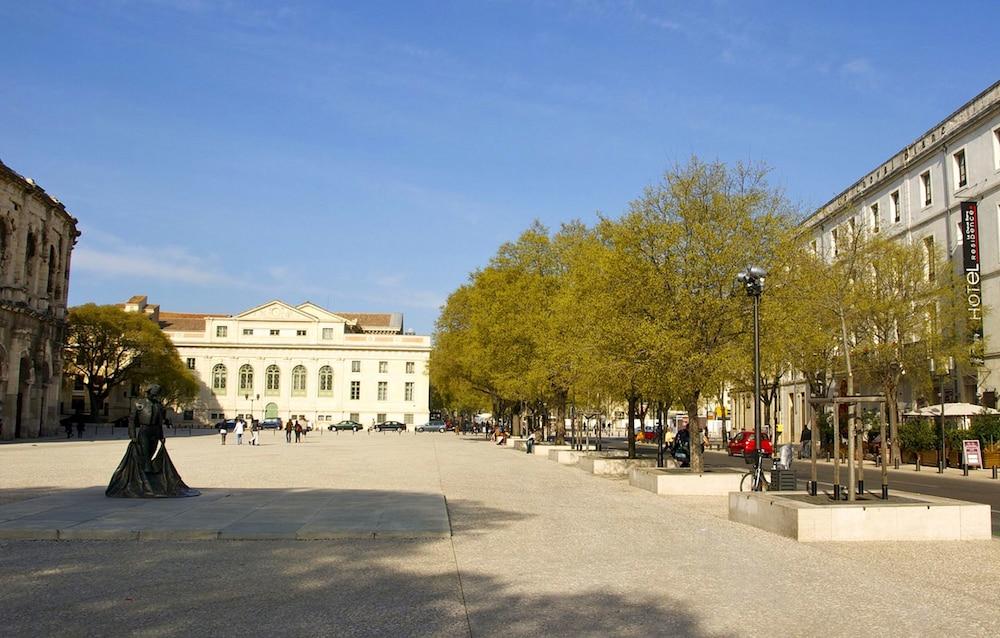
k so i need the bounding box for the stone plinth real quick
[630,467,743,495]
[515,443,593,456]
[728,490,992,542]
[504,437,526,448]
[578,455,657,476]
[548,449,625,465]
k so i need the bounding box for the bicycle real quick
[739,450,771,491]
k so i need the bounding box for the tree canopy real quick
[64,304,199,418]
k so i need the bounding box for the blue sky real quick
[2,1,997,334]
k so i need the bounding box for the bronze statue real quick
[106,384,199,498]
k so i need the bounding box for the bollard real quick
[833,484,841,500]
[894,457,900,470]
[915,458,921,472]
[963,463,969,477]
[857,480,864,496]
[808,480,817,497]
[994,465,998,480]
[881,484,889,500]
[938,460,945,474]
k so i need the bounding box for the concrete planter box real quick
[549,449,624,465]
[578,455,658,476]
[728,490,992,542]
[515,443,595,456]
[630,467,743,495]
[504,437,526,448]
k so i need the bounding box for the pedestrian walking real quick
[251,422,260,446]
[294,420,303,443]
[220,426,228,445]
[800,423,812,459]
[285,419,293,443]
[235,418,244,445]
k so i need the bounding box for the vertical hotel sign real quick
[961,201,984,365]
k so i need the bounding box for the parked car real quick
[215,419,238,431]
[372,420,407,432]
[259,418,283,430]
[416,420,447,433]
[328,420,363,432]
[727,430,773,457]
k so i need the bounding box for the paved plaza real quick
[1,431,999,637]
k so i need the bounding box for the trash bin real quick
[770,469,798,491]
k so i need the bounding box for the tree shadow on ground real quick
[0,488,725,638]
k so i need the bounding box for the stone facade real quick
[732,80,1000,444]
[0,160,79,439]
[116,297,431,428]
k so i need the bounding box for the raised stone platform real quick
[630,466,744,495]
[0,487,452,541]
[577,454,657,476]
[549,448,625,465]
[728,490,992,542]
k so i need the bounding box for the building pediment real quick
[296,302,353,324]
[235,300,317,323]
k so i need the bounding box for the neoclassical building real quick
[732,80,1000,444]
[0,159,79,439]
[121,296,431,427]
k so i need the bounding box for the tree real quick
[629,158,795,472]
[850,233,967,465]
[64,304,198,419]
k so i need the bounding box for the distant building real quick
[0,159,79,439]
[117,296,431,428]
[732,80,1000,444]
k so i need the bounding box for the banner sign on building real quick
[962,439,983,469]
[961,201,984,366]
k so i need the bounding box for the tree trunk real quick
[627,394,637,459]
[888,391,901,466]
[87,387,108,420]
[687,392,703,472]
[555,399,566,445]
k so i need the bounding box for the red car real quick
[727,431,773,457]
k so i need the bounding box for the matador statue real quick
[106,384,199,498]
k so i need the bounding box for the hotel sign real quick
[961,201,984,366]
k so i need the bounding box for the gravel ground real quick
[1,432,998,637]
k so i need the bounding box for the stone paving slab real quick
[0,487,451,540]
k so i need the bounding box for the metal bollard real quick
[833,484,841,500]
[881,484,889,500]
[857,480,864,496]
[994,465,999,479]
[894,458,900,470]
[808,480,817,496]
[963,463,969,477]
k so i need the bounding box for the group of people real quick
[220,417,260,446]
[284,418,310,443]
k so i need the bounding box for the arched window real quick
[239,364,254,392]
[318,366,333,396]
[212,364,227,392]
[24,231,35,280]
[265,365,280,395]
[292,365,307,396]
[46,245,56,296]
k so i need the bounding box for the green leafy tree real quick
[64,304,198,419]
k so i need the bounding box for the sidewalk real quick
[1,433,998,637]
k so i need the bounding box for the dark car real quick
[416,420,447,433]
[727,431,774,458]
[328,420,363,432]
[259,418,283,430]
[372,420,407,432]
[215,419,238,431]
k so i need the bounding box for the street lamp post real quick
[930,357,954,473]
[738,266,766,485]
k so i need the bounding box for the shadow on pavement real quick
[0,486,722,637]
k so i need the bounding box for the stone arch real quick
[24,229,36,281]
[15,355,32,438]
[46,244,56,296]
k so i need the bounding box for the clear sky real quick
[2,1,997,334]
